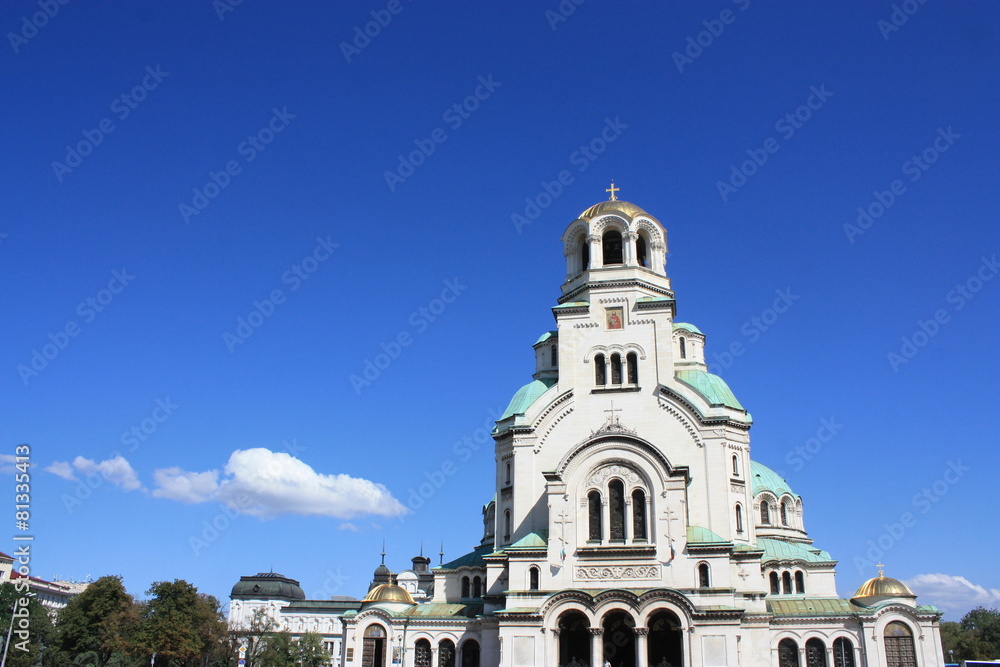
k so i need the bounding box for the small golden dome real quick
[853,574,916,600]
[579,200,650,220]
[362,581,415,605]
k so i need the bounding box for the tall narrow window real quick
[732,455,740,476]
[595,354,606,386]
[602,231,623,265]
[550,344,557,367]
[832,638,855,667]
[461,576,470,598]
[505,463,510,485]
[631,489,647,539]
[805,639,826,667]
[782,571,792,594]
[588,491,602,541]
[415,640,432,667]
[761,502,770,525]
[781,501,788,526]
[698,563,710,588]
[503,509,511,542]
[795,570,805,594]
[778,639,800,667]
[528,566,539,591]
[626,352,638,384]
[679,337,687,359]
[770,572,780,594]
[472,576,481,598]
[636,234,648,267]
[609,480,626,541]
[610,353,622,384]
[580,239,589,271]
[735,504,744,533]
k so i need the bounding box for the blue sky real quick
[2,1,998,620]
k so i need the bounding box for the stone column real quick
[590,628,603,667]
[548,628,560,667]
[634,628,649,667]
[625,231,637,267]
[587,235,602,269]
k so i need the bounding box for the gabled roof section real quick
[768,598,858,616]
[758,538,833,564]
[686,526,729,545]
[675,369,746,411]
[534,331,558,345]
[508,530,548,549]
[435,544,492,571]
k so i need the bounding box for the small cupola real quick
[672,322,706,369]
[852,566,917,607]
[532,331,558,382]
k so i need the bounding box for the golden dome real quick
[853,574,916,600]
[362,581,415,605]
[579,200,650,220]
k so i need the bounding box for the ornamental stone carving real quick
[589,464,640,487]
[575,565,660,581]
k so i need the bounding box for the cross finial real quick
[380,539,386,565]
[876,562,885,576]
[606,181,619,201]
[604,401,622,425]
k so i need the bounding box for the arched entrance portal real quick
[647,610,684,667]
[362,624,387,667]
[603,611,636,667]
[558,611,591,667]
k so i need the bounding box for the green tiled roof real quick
[402,603,481,618]
[553,301,589,309]
[672,322,703,334]
[436,544,492,570]
[534,331,558,345]
[675,370,746,411]
[687,526,729,544]
[750,461,798,498]
[509,530,548,549]
[758,538,833,564]
[768,598,857,617]
[498,378,556,422]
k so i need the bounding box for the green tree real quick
[0,581,56,667]
[294,633,327,667]
[258,632,295,667]
[134,580,226,667]
[53,575,137,667]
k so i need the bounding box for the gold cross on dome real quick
[606,181,619,200]
[876,562,885,576]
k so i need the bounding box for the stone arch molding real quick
[541,588,697,629]
[586,343,647,362]
[557,435,675,489]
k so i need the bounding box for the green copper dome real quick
[231,573,306,600]
[751,461,799,499]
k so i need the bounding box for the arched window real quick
[778,638,800,667]
[884,622,916,667]
[461,576,470,598]
[679,336,687,359]
[761,501,771,525]
[781,501,789,526]
[631,489,647,539]
[805,638,826,667]
[528,566,539,591]
[415,639,432,667]
[795,570,805,594]
[505,463,510,485]
[461,639,480,667]
[438,639,456,667]
[588,490,602,541]
[602,230,623,265]
[626,352,638,384]
[732,455,740,476]
[782,571,792,594]
[503,509,511,542]
[735,504,744,533]
[610,353,622,384]
[579,238,589,272]
[770,572,780,594]
[636,234,648,267]
[594,354,606,386]
[472,576,481,598]
[832,638,855,667]
[698,562,710,588]
[550,344,557,367]
[609,480,626,541]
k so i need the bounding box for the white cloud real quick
[149,448,407,521]
[905,573,1000,619]
[0,455,19,475]
[151,467,219,503]
[339,522,361,532]
[45,455,143,491]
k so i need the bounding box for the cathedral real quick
[229,192,945,667]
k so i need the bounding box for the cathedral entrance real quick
[362,624,386,667]
[558,611,591,667]
[602,611,636,667]
[647,611,684,667]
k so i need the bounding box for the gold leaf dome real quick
[362,581,415,605]
[853,573,916,600]
[579,200,650,220]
